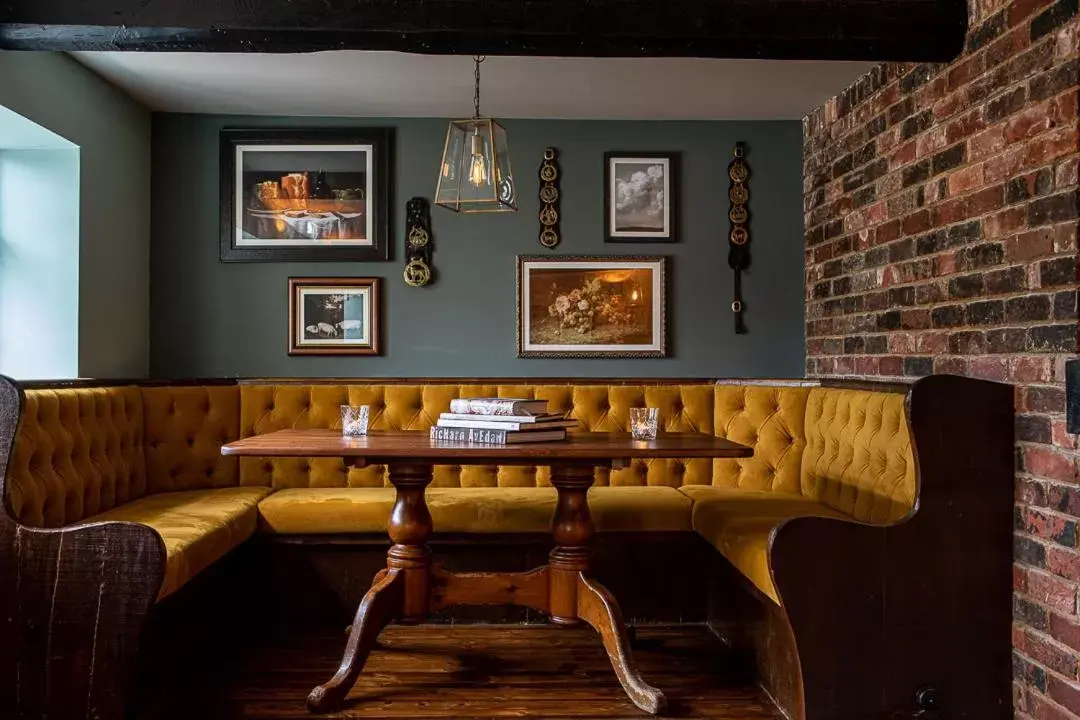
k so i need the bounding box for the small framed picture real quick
[220,128,392,262]
[517,255,667,358]
[604,152,678,243]
[288,277,381,355]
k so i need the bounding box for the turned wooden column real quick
[548,463,596,625]
[386,462,434,622]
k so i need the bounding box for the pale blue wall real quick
[0,147,80,379]
[0,52,150,378]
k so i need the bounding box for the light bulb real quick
[631,289,640,302]
[468,129,488,188]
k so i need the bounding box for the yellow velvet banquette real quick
[5,379,914,603]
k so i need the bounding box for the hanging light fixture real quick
[435,56,517,213]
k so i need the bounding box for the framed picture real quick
[288,277,381,356]
[604,152,678,243]
[517,255,667,358]
[220,128,392,262]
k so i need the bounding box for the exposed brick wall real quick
[802,0,1080,717]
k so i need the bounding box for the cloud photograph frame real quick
[604,152,679,243]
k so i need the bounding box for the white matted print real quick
[517,256,666,358]
[604,153,678,243]
[288,277,381,355]
[237,144,373,247]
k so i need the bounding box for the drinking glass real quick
[629,408,659,440]
[341,405,370,436]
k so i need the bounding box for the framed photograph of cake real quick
[517,256,667,358]
[288,277,381,355]
[220,128,392,262]
[604,152,678,243]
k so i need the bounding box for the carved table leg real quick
[548,464,666,714]
[308,463,433,713]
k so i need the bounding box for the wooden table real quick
[222,429,753,715]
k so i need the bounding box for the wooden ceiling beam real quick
[0,0,968,61]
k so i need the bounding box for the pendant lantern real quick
[435,56,517,213]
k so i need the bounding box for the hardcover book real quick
[429,426,566,445]
[436,416,578,432]
[448,397,549,416]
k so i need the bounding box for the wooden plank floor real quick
[166,625,780,720]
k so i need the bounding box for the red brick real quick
[1047,675,1080,715]
[889,332,917,353]
[1025,126,1080,168]
[1026,567,1080,613]
[875,219,902,245]
[890,140,917,168]
[917,332,948,353]
[949,162,986,195]
[1008,0,1055,25]
[917,125,948,157]
[1057,19,1080,59]
[934,356,968,374]
[1006,102,1056,142]
[901,209,932,235]
[1020,506,1080,548]
[1050,610,1080,653]
[984,206,1029,238]
[1013,356,1055,383]
[1025,447,1080,483]
[1024,629,1080,677]
[971,356,1011,380]
[970,125,1008,160]
[948,54,986,89]
[879,355,903,376]
[1029,690,1077,720]
[1048,546,1080,582]
[1052,419,1080,450]
[933,90,965,120]
[1007,229,1057,261]
[1056,156,1079,189]
[985,146,1027,183]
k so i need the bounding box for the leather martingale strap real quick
[404,197,433,287]
[538,147,561,249]
[727,143,751,334]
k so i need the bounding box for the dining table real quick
[221,429,753,715]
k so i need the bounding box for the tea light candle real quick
[341,405,370,436]
[629,408,659,440]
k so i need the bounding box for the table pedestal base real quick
[307,462,665,716]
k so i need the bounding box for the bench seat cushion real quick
[84,487,272,599]
[256,486,692,534]
[680,485,851,604]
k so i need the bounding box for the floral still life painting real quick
[517,256,666,358]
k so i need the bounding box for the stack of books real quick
[429,397,577,444]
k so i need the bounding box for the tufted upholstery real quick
[800,388,915,525]
[4,379,916,607]
[237,384,721,490]
[257,486,692,534]
[143,386,240,493]
[85,487,271,599]
[7,387,146,527]
[713,385,810,493]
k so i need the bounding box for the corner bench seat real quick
[5,381,916,603]
[257,485,693,534]
[83,487,272,599]
[1,375,1016,720]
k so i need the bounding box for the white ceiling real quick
[71,51,874,120]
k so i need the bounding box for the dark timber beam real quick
[0,0,968,61]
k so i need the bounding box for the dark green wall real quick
[151,114,805,378]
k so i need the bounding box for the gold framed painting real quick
[288,277,381,356]
[517,255,667,358]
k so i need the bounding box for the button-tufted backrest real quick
[800,387,915,524]
[237,383,720,489]
[142,386,240,493]
[713,385,811,492]
[7,387,147,527]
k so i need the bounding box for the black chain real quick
[473,55,486,118]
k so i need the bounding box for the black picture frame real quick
[603,151,679,243]
[219,127,393,262]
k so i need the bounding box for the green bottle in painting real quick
[310,170,332,199]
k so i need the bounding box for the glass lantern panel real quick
[435,119,516,213]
